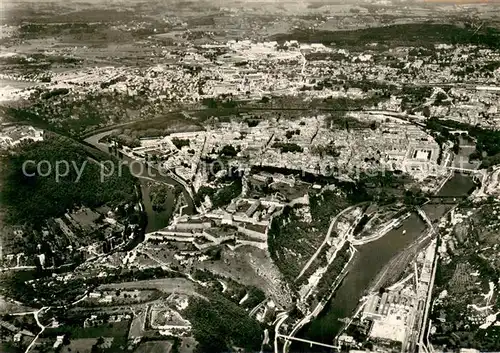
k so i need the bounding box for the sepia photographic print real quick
[0,0,500,352]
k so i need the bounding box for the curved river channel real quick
[84,131,195,232]
[295,173,476,351]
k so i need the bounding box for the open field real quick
[0,296,35,315]
[134,340,173,353]
[271,23,500,49]
[129,309,147,339]
[60,338,98,353]
[98,278,204,298]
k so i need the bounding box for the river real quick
[295,173,476,351]
[85,130,476,345]
[140,183,177,233]
[84,131,195,232]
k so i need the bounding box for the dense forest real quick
[1,134,138,226]
[271,23,500,49]
[185,294,263,353]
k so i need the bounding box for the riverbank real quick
[84,131,195,233]
[283,244,357,353]
[294,173,476,350]
[351,212,411,246]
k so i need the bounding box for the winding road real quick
[295,204,360,281]
[24,307,50,353]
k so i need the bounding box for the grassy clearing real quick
[97,278,201,297]
[134,341,173,353]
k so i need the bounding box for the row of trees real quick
[314,242,351,300]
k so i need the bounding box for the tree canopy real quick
[1,134,137,226]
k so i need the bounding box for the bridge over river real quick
[294,173,476,351]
